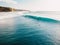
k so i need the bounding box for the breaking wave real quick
[23,15,59,23]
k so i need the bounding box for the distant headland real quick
[0,6,29,12]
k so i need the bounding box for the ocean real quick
[0,12,60,45]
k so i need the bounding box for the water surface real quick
[0,12,60,45]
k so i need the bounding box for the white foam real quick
[0,12,24,19]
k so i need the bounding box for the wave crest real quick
[23,15,59,23]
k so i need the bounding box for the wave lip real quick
[24,15,59,23]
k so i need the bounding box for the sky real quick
[0,0,60,11]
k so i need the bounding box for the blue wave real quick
[23,15,59,23]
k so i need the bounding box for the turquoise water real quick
[0,13,60,45]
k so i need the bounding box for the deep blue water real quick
[0,13,60,45]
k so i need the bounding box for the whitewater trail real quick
[0,12,24,19]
